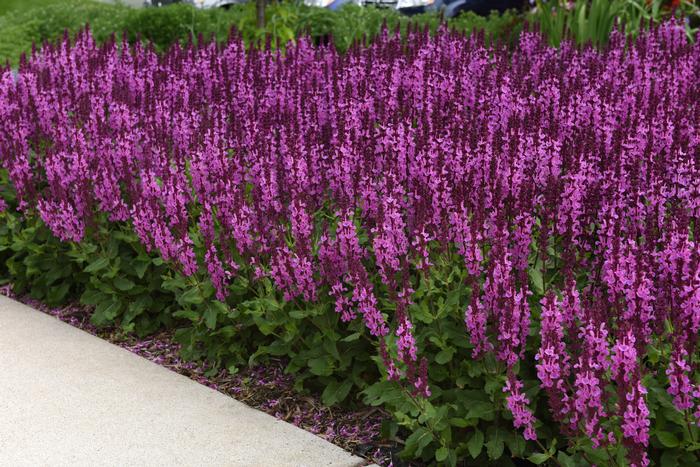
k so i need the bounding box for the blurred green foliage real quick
[0,0,63,16]
[529,0,699,47]
[0,0,523,66]
[1,0,698,67]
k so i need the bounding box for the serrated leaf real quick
[173,308,199,321]
[486,428,505,460]
[179,287,204,305]
[133,260,149,279]
[656,430,680,448]
[203,306,218,329]
[467,429,484,459]
[84,257,109,273]
[362,382,404,407]
[113,276,135,291]
[505,432,526,457]
[557,451,576,467]
[449,417,469,428]
[435,347,455,364]
[308,356,333,376]
[528,265,544,296]
[80,289,107,306]
[660,451,679,466]
[46,282,70,304]
[322,379,353,406]
[289,309,308,319]
[91,300,120,327]
[404,427,432,457]
[528,453,551,464]
[341,332,361,342]
[466,401,496,421]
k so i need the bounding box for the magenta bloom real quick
[0,22,698,465]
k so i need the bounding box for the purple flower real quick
[1,24,698,463]
[504,375,537,441]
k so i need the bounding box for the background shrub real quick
[0,0,524,65]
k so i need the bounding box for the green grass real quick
[0,0,64,17]
[0,0,133,66]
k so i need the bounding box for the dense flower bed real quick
[1,24,699,466]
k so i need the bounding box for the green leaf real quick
[659,449,680,467]
[173,308,199,321]
[123,301,146,325]
[404,427,433,457]
[465,401,496,421]
[133,260,150,279]
[381,419,399,441]
[412,300,434,324]
[80,289,107,306]
[467,429,484,459]
[84,257,109,273]
[113,277,135,291]
[203,306,218,330]
[528,266,544,296]
[341,332,361,342]
[656,431,680,448]
[557,451,576,467]
[289,309,308,319]
[486,428,505,460]
[362,381,405,407]
[308,356,333,376]
[322,379,353,406]
[528,453,551,464]
[449,417,469,428]
[46,282,70,304]
[91,300,120,327]
[179,287,204,305]
[505,432,526,457]
[435,446,449,462]
[435,347,455,364]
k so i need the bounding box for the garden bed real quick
[1,20,699,467]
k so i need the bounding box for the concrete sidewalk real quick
[0,295,366,467]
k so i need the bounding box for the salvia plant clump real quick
[0,22,699,466]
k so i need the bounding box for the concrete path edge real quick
[0,295,367,467]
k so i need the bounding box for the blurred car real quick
[303,0,361,11]
[303,0,525,18]
[397,0,525,17]
[144,0,525,18]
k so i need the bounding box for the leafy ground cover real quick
[1,21,699,467]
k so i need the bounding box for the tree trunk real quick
[256,0,266,29]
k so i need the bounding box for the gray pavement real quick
[0,295,366,467]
